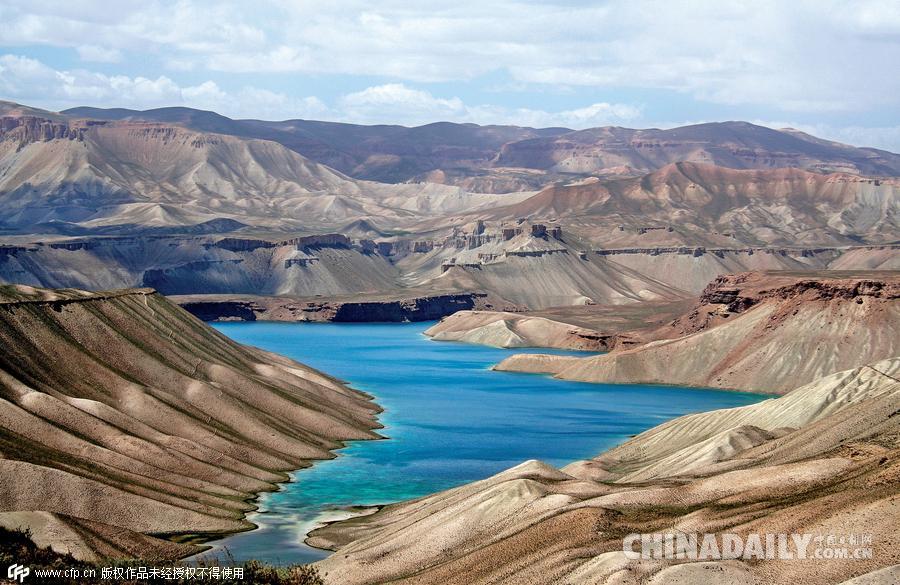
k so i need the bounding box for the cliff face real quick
[496,271,900,394]
[0,284,381,561]
[178,292,500,323]
[0,116,89,143]
[673,271,900,336]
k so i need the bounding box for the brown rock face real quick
[675,271,900,336]
[497,271,900,394]
[0,116,87,144]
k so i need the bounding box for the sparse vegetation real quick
[0,528,324,585]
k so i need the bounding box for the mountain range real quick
[1,99,898,310]
[61,103,900,189]
[2,100,898,245]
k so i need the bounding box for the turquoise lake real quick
[203,321,767,564]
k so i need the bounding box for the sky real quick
[1,0,899,150]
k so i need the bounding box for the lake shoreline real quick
[202,320,767,565]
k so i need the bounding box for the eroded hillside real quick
[0,284,381,560]
[309,358,900,585]
[496,271,900,393]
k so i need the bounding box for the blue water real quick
[202,321,766,565]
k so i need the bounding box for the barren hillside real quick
[496,271,900,393]
[481,162,899,247]
[309,358,900,585]
[0,110,530,234]
[59,106,900,188]
[0,284,381,560]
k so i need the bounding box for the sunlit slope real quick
[0,285,381,560]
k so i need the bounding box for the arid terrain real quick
[309,356,900,585]
[2,100,898,316]
[0,98,898,584]
[0,284,381,561]
[495,271,900,393]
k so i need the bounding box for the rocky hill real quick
[1,101,897,312]
[479,162,899,247]
[63,104,570,187]
[496,271,900,394]
[309,358,900,585]
[0,106,530,235]
[494,121,900,177]
[59,105,900,189]
[0,284,381,560]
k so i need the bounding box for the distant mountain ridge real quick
[478,161,899,246]
[56,102,900,188]
[62,104,570,187]
[1,100,897,249]
[0,104,530,234]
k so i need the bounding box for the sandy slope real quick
[496,272,900,394]
[0,284,381,560]
[425,311,610,349]
[310,359,900,585]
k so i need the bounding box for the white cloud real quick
[336,83,640,128]
[0,58,639,127]
[2,1,899,114]
[76,45,122,63]
[2,53,898,151]
[339,84,466,124]
[0,54,183,105]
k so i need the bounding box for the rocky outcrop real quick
[0,116,87,144]
[178,292,503,323]
[283,234,352,249]
[673,271,900,336]
[497,271,900,394]
[211,237,275,252]
[0,284,381,561]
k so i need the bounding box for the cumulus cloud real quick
[0,54,183,106]
[339,84,466,124]
[0,55,330,120]
[0,58,638,128]
[339,84,640,127]
[3,0,898,113]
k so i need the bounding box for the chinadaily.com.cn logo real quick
[623,532,874,560]
[7,563,29,583]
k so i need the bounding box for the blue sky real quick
[1,0,899,150]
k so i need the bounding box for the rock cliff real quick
[177,292,506,323]
[496,271,900,394]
